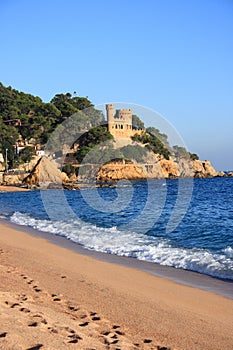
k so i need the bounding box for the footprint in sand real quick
[26,344,44,350]
[53,297,61,302]
[67,333,82,344]
[32,314,48,325]
[0,332,7,338]
[28,321,38,327]
[47,327,58,334]
[112,325,120,329]
[50,293,62,302]
[68,305,79,311]
[5,301,20,309]
[143,339,153,344]
[92,316,101,321]
[20,307,31,313]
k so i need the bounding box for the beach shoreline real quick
[0,185,30,192]
[3,218,233,300]
[0,220,233,349]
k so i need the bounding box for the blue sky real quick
[0,0,233,170]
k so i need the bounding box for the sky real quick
[0,0,233,170]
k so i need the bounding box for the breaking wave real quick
[10,211,233,281]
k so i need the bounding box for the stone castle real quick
[106,104,144,139]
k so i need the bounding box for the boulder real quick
[69,173,78,182]
[61,172,69,182]
[23,157,63,188]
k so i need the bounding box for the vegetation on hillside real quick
[173,145,199,160]
[132,132,170,160]
[119,144,148,163]
[0,82,104,167]
[75,126,114,163]
[132,115,145,130]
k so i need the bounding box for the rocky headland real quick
[0,154,231,191]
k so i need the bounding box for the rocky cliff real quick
[96,160,146,182]
[96,157,223,182]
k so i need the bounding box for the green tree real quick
[75,126,113,163]
[189,152,199,160]
[146,126,170,148]
[132,115,145,130]
[173,145,189,158]
[19,146,36,163]
[62,164,76,176]
[0,117,19,168]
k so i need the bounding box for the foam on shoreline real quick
[2,217,233,300]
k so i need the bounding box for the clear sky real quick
[0,0,233,170]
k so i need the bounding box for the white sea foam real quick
[223,246,233,259]
[10,211,233,280]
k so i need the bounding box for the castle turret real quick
[106,104,115,132]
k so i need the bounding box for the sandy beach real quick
[0,185,30,192]
[0,221,233,350]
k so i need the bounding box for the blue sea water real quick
[0,177,233,280]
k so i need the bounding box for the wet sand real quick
[0,221,233,349]
[0,185,30,192]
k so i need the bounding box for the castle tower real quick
[106,104,115,132]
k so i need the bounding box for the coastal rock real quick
[202,160,219,177]
[176,157,194,177]
[17,155,42,172]
[193,160,218,178]
[97,159,146,181]
[1,173,28,186]
[95,157,221,182]
[159,158,179,178]
[69,173,78,182]
[61,172,69,182]
[218,171,226,177]
[23,156,63,188]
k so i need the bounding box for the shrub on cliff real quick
[120,144,148,163]
[62,164,76,176]
[75,126,114,163]
[131,132,170,160]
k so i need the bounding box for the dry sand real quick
[0,221,233,350]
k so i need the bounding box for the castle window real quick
[121,125,123,129]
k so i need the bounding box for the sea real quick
[0,177,233,281]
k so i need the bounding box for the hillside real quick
[0,82,104,168]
